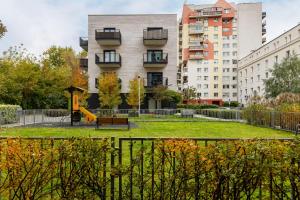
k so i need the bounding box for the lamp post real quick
[138,76,141,116]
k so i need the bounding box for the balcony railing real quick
[262,28,266,35]
[95,29,121,46]
[189,54,204,60]
[95,53,121,68]
[143,53,168,68]
[262,12,266,19]
[79,37,88,51]
[144,77,169,89]
[189,45,205,51]
[190,7,223,18]
[79,58,88,69]
[143,29,168,46]
[189,28,204,35]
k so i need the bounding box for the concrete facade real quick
[238,24,300,105]
[85,14,177,108]
[178,0,265,105]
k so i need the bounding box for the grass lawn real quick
[0,121,294,138]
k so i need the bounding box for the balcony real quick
[262,37,267,44]
[79,37,88,51]
[95,53,121,68]
[190,7,223,18]
[143,29,168,46]
[262,12,266,19]
[79,58,88,69]
[189,54,204,60]
[144,77,169,91]
[143,53,168,68]
[189,44,205,51]
[189,27,204,35]
[262,28,266,35]
[95,29,121,46]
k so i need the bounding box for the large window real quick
[104,50,117,62]
[147,72,163,87]
[147,50,163,63]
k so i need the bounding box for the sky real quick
[0,0,299,56]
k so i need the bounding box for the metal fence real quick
[0,137,297,199]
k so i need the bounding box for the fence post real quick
[23,110,26,126]
[33,110,36,124]
[111,137,115,200]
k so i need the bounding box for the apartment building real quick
[238,24,300,105]
[79,14,177,109]
[178,0,265,105]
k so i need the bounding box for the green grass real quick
[0,121,294,138]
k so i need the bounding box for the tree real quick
[182,86,196,100]
[98,72,121,109]
[264,56,300,98]
[0,20,7,39]
[152,86,182,108]
[126,76,145,109]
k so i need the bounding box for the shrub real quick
[0,104,21,124]
[44,109,69,117]
[242,103,271,125]
[223,101,239,107]
[177,104,219,110]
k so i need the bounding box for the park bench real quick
[181,109,194,118]
[96,117,130,130]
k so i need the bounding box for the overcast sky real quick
[0,0,299,56]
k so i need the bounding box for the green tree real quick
[182,86,196,100]
[0,20,7,39]
[126,76,145,109]
[265,56,300,98]
[98,72,121,109]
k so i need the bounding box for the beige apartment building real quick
[178,0,265,105]
[80,14,177,109]
[238,24,300,105]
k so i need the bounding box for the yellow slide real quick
[79,107,97,123]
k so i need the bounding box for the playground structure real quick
[66,86,97,126]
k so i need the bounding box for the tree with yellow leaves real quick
[98,72,121,109]
[126,76,145,109]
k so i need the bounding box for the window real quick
[232,43,237,48]
[214,67,218,72]
[223,84,230,89]
[224,8,231,13]
[223,52,230,57]
[223,60,230,65]
[204,93,208,97]
[204,52,208,56]
[266,72,269,79]
[265,60,268,67]
[232,84,237,89]
[214,84,218,89]
[223,93,229,98]
[104,50,117,62]
[204,68,208,73]
[232,93,237,97]
[232,35,237,39]
[95,78,99,89]
[197,76,201,81]
[214,34,218,39]
[204,84,208,89]
[104,27,116,32]
[214,59,219,64]
[232,68,237,72]
[286,50,290,58]
[197,93,201,97]
[214,26,218,31]
[214,76,218,81]
[232,51,237,57]
[147,50,163,63]
[214,93,219,97]
[204,27,208,31]
[223,43,230,48]
[232,76,237,80]
[214,51,219,56]
[204,76,208,81]
[257,75,261,81]
[275,55,278,64]
[214,42,218,48]
[197,68,201,73]
[223,28,230,32]
[214,18,219,22]
[251,77,253,83]
[223,76,229,81]
[197,84,201,89]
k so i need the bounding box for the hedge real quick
[177,104,219,110]
[223,101,239,107]
[0,105,22,125]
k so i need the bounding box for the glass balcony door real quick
[104,50,116,62]
[147,72,163,87]
[147,50,163,63]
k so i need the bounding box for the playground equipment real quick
[65,86,96,126]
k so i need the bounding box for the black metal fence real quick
[0,137,298,199]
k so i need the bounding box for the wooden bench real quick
[96,117,130,130]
